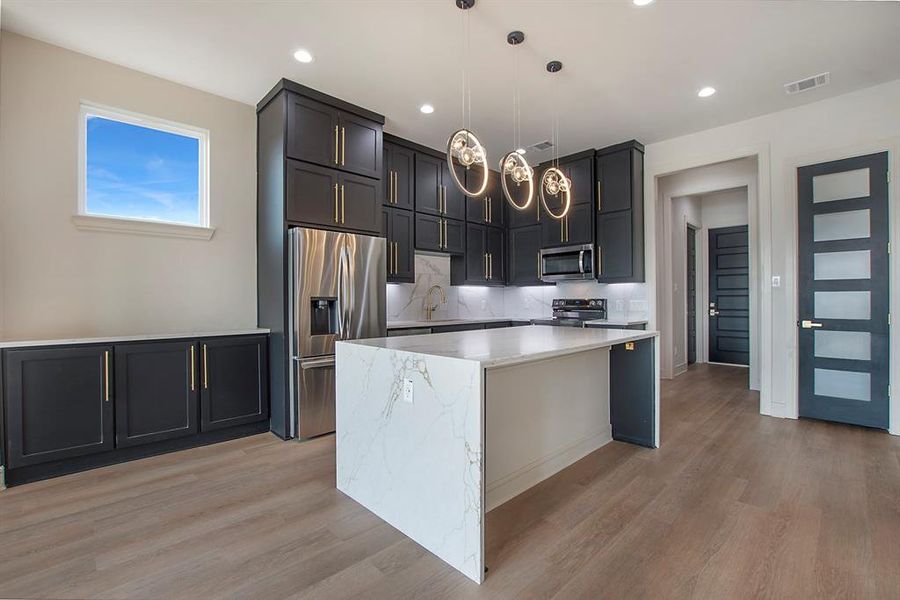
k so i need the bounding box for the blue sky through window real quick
[86,115,201,225]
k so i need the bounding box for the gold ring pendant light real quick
[539,60,571,220]
[446,0,489,198]
[500,30,534,211]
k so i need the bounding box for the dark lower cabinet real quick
[115,341,197,448]
[452,224,504,285]
[3,346,114,468]
[200,336,269,432]
[609,337,656,448]
[507,225,544,286]
[383,207,415,283]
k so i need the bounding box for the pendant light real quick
[540,60,571,221]
[500,30,535,212]
[446,0,489,198]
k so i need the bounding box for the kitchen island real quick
[335,325,659,584]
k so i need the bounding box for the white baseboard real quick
[673,362,688,377]
[485,429,612,512]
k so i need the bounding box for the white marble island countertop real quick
[343,325,658,369]
[386,317,529,329]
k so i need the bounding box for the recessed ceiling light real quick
[293,49,314,63]
[697,86,716,98]
[633,0,654,6]
[419,104,435,114]
[516,148,527,154]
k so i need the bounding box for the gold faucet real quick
[423,285,446,322]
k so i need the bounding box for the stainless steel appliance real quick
[531,298,607,327]
[289,227,386,439]
[540,244,595,281]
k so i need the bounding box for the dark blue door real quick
[797,152,890,429]
[708,225,750,365]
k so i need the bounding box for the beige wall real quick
[0,33,257,339]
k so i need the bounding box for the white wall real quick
[0,33,257,339]
[700,187,749,229]
[669,194,702,375]
[643,78,900,434]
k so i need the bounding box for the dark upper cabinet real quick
[3,345,114,468]
[200,336,269,432]
[442,162,467,221]
[339,112,382,179]
[596,146,636,214]
[595,142,644,282]
[508,195,542,228]
[508,225,544,286]
[541,211,564,247]
[565,203,594,245]
[561,156,594,206]
[467,170,503,226]
[340,172,381,233]
[383,207,415,283]
[444,218,466,254]
[114,341,198,448]
[286,159,379,234]
[285,92,382,179]
[415,153,442,215]
[415,213,443,252]
[383,142,414,210]
[286,94,339,170]
[486,226,505,283]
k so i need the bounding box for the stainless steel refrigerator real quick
[288,227,386,439]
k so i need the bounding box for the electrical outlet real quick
[403,378,414,404]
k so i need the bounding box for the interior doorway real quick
[686,225,698,365]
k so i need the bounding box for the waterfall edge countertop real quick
[0,328,271,349]
[343,324,658,368]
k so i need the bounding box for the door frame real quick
[685,223,700,366]
[786,138,899,435]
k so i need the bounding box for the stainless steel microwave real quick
[540,244,595,282]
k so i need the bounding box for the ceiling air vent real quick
[529,140,554,152]
[784,72,830,95]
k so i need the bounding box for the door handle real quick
[341,184,346,223]
[334,183,339,223]
[104,350,110,402]
[709,309,720,317]
[334,126,339,164]
[800,320,824,329]
[341,127,345,165]
[202,344,209,389]
[190,345,195,392]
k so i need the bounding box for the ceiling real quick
[3,0,899,159]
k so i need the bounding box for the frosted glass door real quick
[797,152,889,429]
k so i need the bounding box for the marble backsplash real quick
[387,253,649,322]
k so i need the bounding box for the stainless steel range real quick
[532,298,608,327]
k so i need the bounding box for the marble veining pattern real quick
[335,342,485,583]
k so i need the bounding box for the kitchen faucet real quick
[423,285,446,322]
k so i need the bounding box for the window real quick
[77,103,210,236]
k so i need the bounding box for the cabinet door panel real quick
[508,225,543,286]
[542,213,565,247]
[466,223,487,282]
[444,218,466,254]
[114,341,197,448]
[286,94,339,168]
[339,112,382,179]
[596,150,632,214]
[4,346,113,467]
[340,173,380,233]
[566,203,594,245]
[415,154,442,215]
[415,213,443,252]
[597,210,634,281]
[286,160,339,227]
[486,227,505,283]
[562,156,594,206]
[390,208,415,283]
[392,145,415,210]
[200,337,268,432]
[443,161,467,221]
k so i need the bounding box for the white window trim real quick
[76,102,214,239]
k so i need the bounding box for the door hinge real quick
[889,312,892,326]
[888,241,892,255]
[888,384,891,399]
[887,170,891,184]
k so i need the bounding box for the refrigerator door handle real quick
[296,356,336,369]
[336,248,346,340]
[338,246,352,340]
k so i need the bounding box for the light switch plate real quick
[403,378,414,404]
[772,275,781,288]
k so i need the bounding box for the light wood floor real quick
[2,364,899,599]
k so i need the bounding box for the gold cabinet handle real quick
[439,217,443,249]
[597,181,602,212]
[394,241,399,273]
[387,170,393,204]
[444,219,448,250]
[388,240,393,274]
[190,345,195,391]
[334,183,339,223]
[341,184,345,223]
[341,127,346,165]
[484,252,488,279]
[202,344,209,389]
[104,350,110,402]
[393,171,399,203]
[334,126,339,164]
